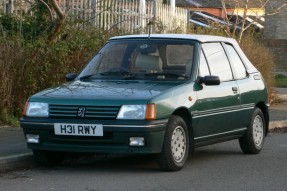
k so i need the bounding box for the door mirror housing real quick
[66,73,78,82]
[197,75,220,86]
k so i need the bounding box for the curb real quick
[0,153,34,172]
[269,120,287,129]
[277,94,287,101]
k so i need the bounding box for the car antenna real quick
[147,0,156,40]
[147,20,154,40]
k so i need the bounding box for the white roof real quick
[109,34,237,44]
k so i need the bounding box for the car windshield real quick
[78,39,195,81]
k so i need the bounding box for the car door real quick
[223,43,259,128]
[192,42,242,143]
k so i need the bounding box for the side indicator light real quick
[145,104,156,120]
[188,96,193,101]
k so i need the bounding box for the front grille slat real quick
[87,111,118,115]
[89,107,119,111]
[50,106,78,109]
[51,114,76,117]
[85,115,117,118]
[49,105,120,119]
[50,110,75,114]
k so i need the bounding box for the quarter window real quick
[225,44,247,79]
[199,50,210,76]
[202,43,233,81]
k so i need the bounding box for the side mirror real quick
[197,75,220,86]
[65,73,78,82]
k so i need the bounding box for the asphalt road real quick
[0,133,286,191]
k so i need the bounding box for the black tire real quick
[158,115,189,171]
[239,108,266,154]
[33,150,64,166]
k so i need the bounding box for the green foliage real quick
[0,22,120,124]
[275,74,287,88]
[0,2,52,40]
[0,109,19,126]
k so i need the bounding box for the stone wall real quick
[265,39,287,73]
[264,0,287,73]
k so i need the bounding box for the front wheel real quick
[239,108,266,154]
[158,115,189,171]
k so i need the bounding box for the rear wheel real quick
[239,108,266,154]
[33,150,64,166]
[158,115,189,171]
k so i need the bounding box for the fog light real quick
[129,137,145,146]
[26,134,40,143]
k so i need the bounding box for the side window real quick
[199,50,210,76]
[202,43,233,82]
[225,44,247,79]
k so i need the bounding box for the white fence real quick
[1,0,188,33]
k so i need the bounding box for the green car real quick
[21,34,269,171]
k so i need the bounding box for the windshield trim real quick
[78,39,198,82]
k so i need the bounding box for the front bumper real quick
[20,118,167,154]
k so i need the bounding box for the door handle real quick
[232,87,238,93]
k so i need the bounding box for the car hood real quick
[31,80,184,102]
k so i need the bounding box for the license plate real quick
[54,123,103,136]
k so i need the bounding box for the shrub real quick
[0,24,119,125]
[239,35,275,102]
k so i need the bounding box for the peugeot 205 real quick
[21,34,269,171]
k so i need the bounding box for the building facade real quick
[264,0,287,73]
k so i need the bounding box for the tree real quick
[22,0,65,44]
[46,0,65,45]
[220,0,286,43]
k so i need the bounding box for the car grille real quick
[49,105,120,119]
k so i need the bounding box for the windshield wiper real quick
[121,74,137,80]
[100,71,130,76]
[79,72,136,80]
[79,74,96,80]
[101,72,137,80]
[144,73,188,79]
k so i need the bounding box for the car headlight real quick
[25,102,49,117]
[117,104,155,120]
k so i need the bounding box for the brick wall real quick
[264,0,287,73]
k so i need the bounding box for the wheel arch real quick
[172,107,192,129]
[255,102,269,135]
[172,107,194,150]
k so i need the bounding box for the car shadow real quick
[46,154,161,173]
[34,141,244,173]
